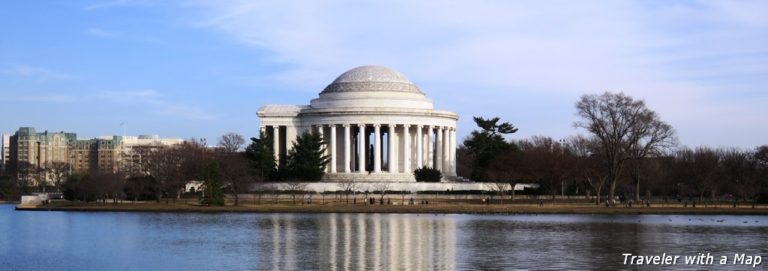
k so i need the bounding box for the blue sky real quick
[1,1,766,149]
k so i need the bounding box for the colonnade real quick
[263,123,457,177]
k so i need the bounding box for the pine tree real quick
[463,116,519,181]
[199,161,225,206]
[245,135,277,181]
[285,131,330,181]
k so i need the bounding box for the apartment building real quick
[7,127,184,186]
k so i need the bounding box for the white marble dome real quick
[321,65,424,94]
[311,65,433,109]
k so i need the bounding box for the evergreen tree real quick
[285,131,330,181]
[463,117,519,181]
[413,166,442,182]
[245,135,278,181]
[199,161,225,206]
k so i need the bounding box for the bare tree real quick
[215,151,252,206]
[218,132,245,153]
[214,132,252,206]
[483,182,509,204]
[12,162,34,196]
[90,171,125,203]
[337,179,358,204]
[283,182,308,204]
[567,135,609,204]
[16,162,38,192]
[140,141,204,203]
[247,182,276,204]
[755,146,768,168]
[626,117,677,201]
[518,136,576,200]
[370,182,391,204]
[486,148,523,201]
[35,167,46,193]
[47,161,70,192]
[720,148,758,205]
[692,147,721,201]
[575,92,676,202]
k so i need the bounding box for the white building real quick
[118,135,185,148]
[118,135,185,175]
[258,65,459,183]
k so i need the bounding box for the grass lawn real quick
[14,198,768,215]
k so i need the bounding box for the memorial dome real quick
[312,65,432,109]
[320,65,424,94]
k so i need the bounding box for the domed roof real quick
[321,65,423,94]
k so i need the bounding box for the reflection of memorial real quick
[260,213,456,269]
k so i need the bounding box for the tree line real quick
[0,130,331,205]
[461,92,768,205]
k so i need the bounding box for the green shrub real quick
[413,166,442,182]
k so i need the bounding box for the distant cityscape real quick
[0,127,184,187]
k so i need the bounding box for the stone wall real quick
[250,182,496,193]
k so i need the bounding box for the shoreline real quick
[12,202,768,215]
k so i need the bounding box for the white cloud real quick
[1,65,74,80]
[1,95,79,103]
[181,0,768,147]
[99,90,216,120]
[158,104,217,120]
[83,0,156,11]
[86,28,119,39]
[100,89,161,101]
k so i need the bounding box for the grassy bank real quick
[15,200,768,215]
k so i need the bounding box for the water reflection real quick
[1,205,767,270]
[455,215,768,270]
[257,213,457,270]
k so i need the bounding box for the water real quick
[1,204,766,270]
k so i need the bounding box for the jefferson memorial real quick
[258,66,459,184]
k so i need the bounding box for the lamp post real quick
[199,138,207,203]
[559,138,569,199]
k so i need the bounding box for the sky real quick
[1,1,766,149]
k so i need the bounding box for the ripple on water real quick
[1,205,766,270]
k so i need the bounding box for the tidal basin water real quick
[1,204,767,270]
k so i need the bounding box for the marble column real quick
[416,125,423,169]
[388,124,396,173]
[450,127,457,176]
[330,125,337,173]
[436,126,443,171]
[272,125,280,166]
[373,124,381,173]
[443,127,450,174]
[286,126,297,152]
[357,124,365,173]
[426,125,433,168]
[403,124,411,173]
[343,124,350,173]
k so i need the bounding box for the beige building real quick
[8,127,183,186]
[9,128,76,186]
[68,136,122,174]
